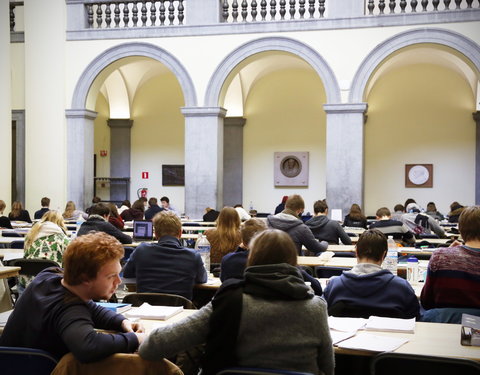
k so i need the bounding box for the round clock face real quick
[408,165,430,185]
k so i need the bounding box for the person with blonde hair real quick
[205,206,242,263]
[8,201,32,223]
[0,200,13,228]
[62,201,87,221]
[139,229,334,375]
[20,210,70,290]
[123,211,207,300]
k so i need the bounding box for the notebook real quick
[133,220,154,241]
[125,303,184,320]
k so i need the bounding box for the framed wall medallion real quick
[274,152,309,187]
[405,164,433,188]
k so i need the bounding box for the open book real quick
[96,302,132,314]
[125,303,184,320]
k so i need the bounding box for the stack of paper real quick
[96,302,132,314]
[365,316,416,333]
[336,332,409,352]
[328,317,367,345]
[125,303,184,320]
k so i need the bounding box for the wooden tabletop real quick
[0,266,21,279]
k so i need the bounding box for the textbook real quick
[125,303,184,320]
[461,314,480,347]
[96,302,132,314]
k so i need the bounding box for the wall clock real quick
[405,164,433,188]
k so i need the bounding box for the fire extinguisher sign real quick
[142,172,149,179]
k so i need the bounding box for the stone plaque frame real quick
[274,152,309,187]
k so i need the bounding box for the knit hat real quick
[406,203,421,213]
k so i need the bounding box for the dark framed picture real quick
[162,165,185,186]
[405,164,433,188]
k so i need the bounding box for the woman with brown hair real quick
[139,229,334,375]
[107,203,125,229]
[8,201,32,223]
[120,199,145,221]
[343,203,367,229]
[205,206,241,263]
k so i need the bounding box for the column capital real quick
[224,117,246,127]
[181,106,227,118]
[323,103,368,114]
[108,119,133,128]
[65,109,98,120]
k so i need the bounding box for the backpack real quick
[413,214,429,234]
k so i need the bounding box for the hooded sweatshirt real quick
[267,212,328,255]
[323,263,420,319]
[305,215,352,245]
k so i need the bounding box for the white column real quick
[24,0,66,212]
[0,0,12,206]
[182,107,226,219]
[324,103,368,217]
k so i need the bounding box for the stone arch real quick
[349,28,480,103]
[71,41,197,109]
[204,36,341,106]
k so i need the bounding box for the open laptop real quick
[132,220,154,242]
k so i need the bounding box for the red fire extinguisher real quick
[137,188,148,198]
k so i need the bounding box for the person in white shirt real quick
[234,204,251,221]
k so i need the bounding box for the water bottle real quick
[407,256,419,283]
[383,236,398,275]
[195,232,211,274]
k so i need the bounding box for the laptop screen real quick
[133,220,153,240]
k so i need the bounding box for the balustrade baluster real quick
[444,0,451,10]
[299,0,306,18]
[454,0,461,8]
[222,0,229,22]
[260,0,267,20]
[389,0,396,12]
[141,1,147,26]
[9,3,15,32]
[411,0,418,11]
[466,0,473,8]
[400,0,407,12]
[280,0,286,20]
[309,0,316,17]
[114,3,121,26]
[421,0,428,11]
[319,0,325,17]
[270,0,277,20]
[123,2,130,27]
[168,0,174,25]
[96,4,103,28]
[178,0,184,24]
[232,0,239,22]
[159,1,166,25]
[105,3,112,27]
[242,0,248,21]
[432,0,439,9]
[379,0,386,14]
[252,0,258,21]
[87,4,94,28]
[150,2,156,26]
[132,3,138,26]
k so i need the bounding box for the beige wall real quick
[365,63,476,215]
[243,68,327,214]
[130,73,186,213]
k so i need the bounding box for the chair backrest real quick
[9,241,24,249]
[6,258,60,277]
[122,292,196,309]
[2,232,22,237]
[371,352,480,375]
[0,346,58,375]
[421,307,480,324]
[328,300,407,319]
[217,367,314,375]
[315,266,350,278]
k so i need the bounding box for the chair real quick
[0,346,58,375]
[420,307,480,324]
[6,258,59,277]
[9,241,24,249]
[315,266,349,278]
[122,292,196,309]
[217,367,314,375]
[2,232,22,237]
[328,300,407,319]
[370,352,480,375]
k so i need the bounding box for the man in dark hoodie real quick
[305,200,352,245]
[267,194,328,255]
[323,229,420,319]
